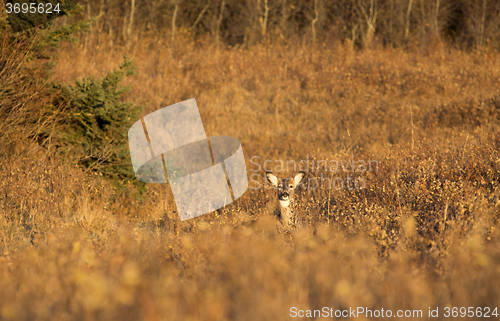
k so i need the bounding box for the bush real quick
[0,6,144,193]
[52,58,144,190]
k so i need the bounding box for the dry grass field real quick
[1,26,500,320]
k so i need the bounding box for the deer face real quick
[266,171,306,207]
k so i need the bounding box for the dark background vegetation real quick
[73,0,500,49]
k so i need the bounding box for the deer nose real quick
[281,192,289,198]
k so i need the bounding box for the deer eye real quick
[288,184,293,188]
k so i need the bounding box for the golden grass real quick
[1,33,500,320]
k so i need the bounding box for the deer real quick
[265,171,306,233]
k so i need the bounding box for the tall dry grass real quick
[1,31,500,320]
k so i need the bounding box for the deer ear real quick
[294,171,306,186]
[266,172,279,187]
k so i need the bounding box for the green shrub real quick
[1,6,145,193]
[52,58,144,191]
